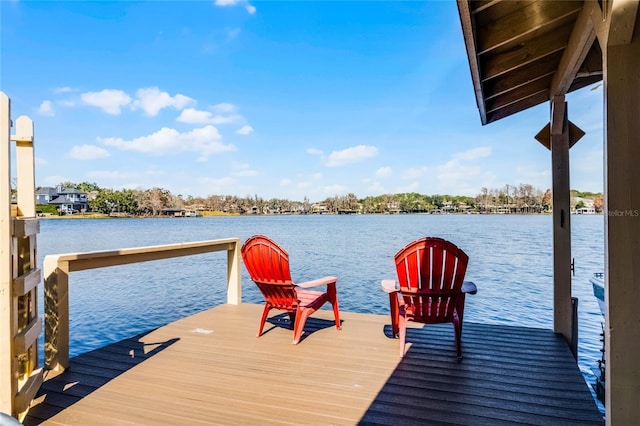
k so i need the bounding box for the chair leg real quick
[257,304,271,338]
[292,308,312,344]
[453,313,462,361]
[398,311,407,357]
[327,283,341,330]
[389,293,400,337]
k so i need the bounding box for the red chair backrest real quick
[394,237,469,323]
[241,235,298,309]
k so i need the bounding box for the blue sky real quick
[1,1,604,201]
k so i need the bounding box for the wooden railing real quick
[43,238,242,373]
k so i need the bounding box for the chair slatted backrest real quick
[241,235,298,310]
[394,237,469,323]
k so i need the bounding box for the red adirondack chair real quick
[241,235,341,344]
[382,237,477,359]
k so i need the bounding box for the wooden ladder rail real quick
[1,91,43,421]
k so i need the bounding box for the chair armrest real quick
[462,281,477,295]
[297,276,338,288]
[381,279,398,294]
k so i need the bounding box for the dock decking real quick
[25,304,603,425]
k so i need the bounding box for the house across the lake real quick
[36,185,90,214]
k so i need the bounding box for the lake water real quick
[35,214,605,409]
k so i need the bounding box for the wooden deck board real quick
[24,304,603,425]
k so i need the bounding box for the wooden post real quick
[550,96,573,345]
[227,242,241,305]
[0,92,16,416]
[603,6,640,423]
[43,257,70,372]
[14,117,35,218]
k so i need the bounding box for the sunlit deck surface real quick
[25,304,603,425]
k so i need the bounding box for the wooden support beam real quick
[43,257,70,372]
[457,0,487,124]
[604,5,640,424]
[549,96,573,347]
[550,3,597,96]
[0,93,17,415]
[609,0,639,45]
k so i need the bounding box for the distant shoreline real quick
[37,211,240,219]
[31,211,606,220]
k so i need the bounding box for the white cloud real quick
[227,28,241,41]
[210,114,242,124]
[236,125,253,135]
[233,169,258,177]
[99,125,235,158]
[177,108,216,124]
[81,89,132,115]
[280,179,292,186]
[86,170,140,180]
[67,144,111,160]
[35,157,48,166]
[231,162,258,177]
[325,145,378,167]
[176,108,242,124]
[307,148,323,156]
[58,99,76,107]
[214,0,255,14]
[53,87,73,93]
[435,147,496,196]
[38,100,54,116]
[212,103,236,113]
[132,87,194,116]
[376,166,392,177]
[452,146,492,161]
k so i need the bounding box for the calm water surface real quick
[36,214,605,407]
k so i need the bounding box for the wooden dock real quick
[24,304,603,425]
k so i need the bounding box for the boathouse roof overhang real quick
[457,0,603,125]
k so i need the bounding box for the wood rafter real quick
[550,3,598,96]
[457,1,604,125]
[482,24,573,82]
[477,1,582,55]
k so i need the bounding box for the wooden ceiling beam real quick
[470,0,503,15]
[484,51,561,99]
[481,24,572,81]
[486,75,552,114]
[477,1,582,55]
[486,91,550,124]
[550,3,597,96]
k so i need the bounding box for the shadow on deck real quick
[24,304,603,425]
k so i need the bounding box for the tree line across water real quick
[36,181,603,216]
